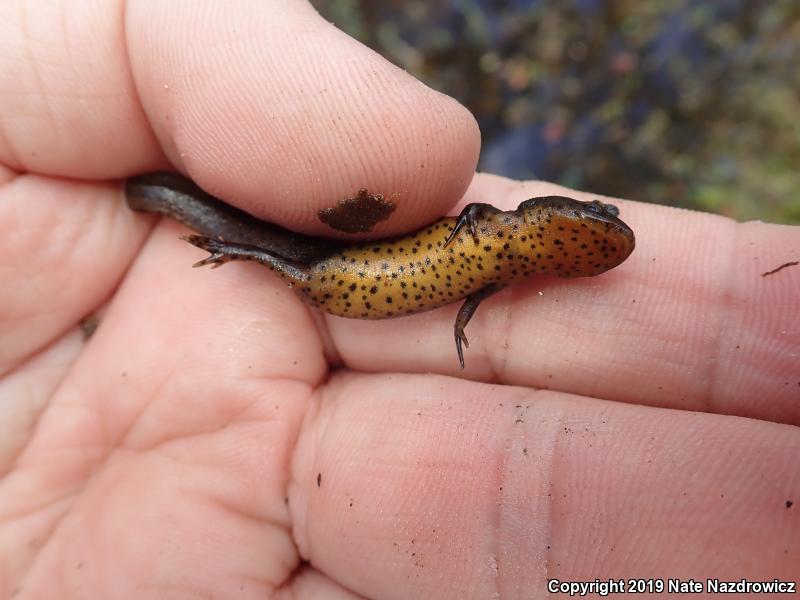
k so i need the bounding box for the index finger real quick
[328,175,800,426]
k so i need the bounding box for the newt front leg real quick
[443,203,501,247]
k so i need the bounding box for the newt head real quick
[516,195,636,277]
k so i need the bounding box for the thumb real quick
[126,0,481,236]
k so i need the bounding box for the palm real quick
[2,2,798,598]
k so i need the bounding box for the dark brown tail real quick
[125,172,341,263]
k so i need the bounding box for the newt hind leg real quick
[182,235,310,283]
[453,283,506,369]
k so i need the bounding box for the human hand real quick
[1,2,798,598]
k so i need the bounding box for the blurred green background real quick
[312,0,800,224]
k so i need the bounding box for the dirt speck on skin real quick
[761,260,799,277]
[80,314,100,339]
[317,473,322,488]
[318,188,396,233]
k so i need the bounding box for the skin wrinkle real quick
[118,0,162,166]
[537,392,559,595]
[0,329,83,477]
[296,385,328,564]
[7,495,70,598]
[0,115,18,172]
[318,312,345,369]
[116,356,301,453]
[0,165,17,183]
[0,465,78,523]
[58,0,75,92]
[492,397,518,596]
[0,395,32,476]
[4,497,80,596]
[0,2,30,172]
[17,1,60,173]
[76,356,174,456]
[0,297,52,378]
[17,432,112,513]
[703,216,739,416]
[199,490,289,555]
[487,287,514,384]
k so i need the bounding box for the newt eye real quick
[586,200,619,217]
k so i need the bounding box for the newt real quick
[126,173,635,368]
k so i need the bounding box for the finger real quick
[327,175,800,425]
[2,0,479,234]
[0,176,150,374]
[290,373,799,598]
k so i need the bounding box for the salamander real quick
[126,172,635,368]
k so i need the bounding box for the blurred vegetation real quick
[312,0,800,224]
